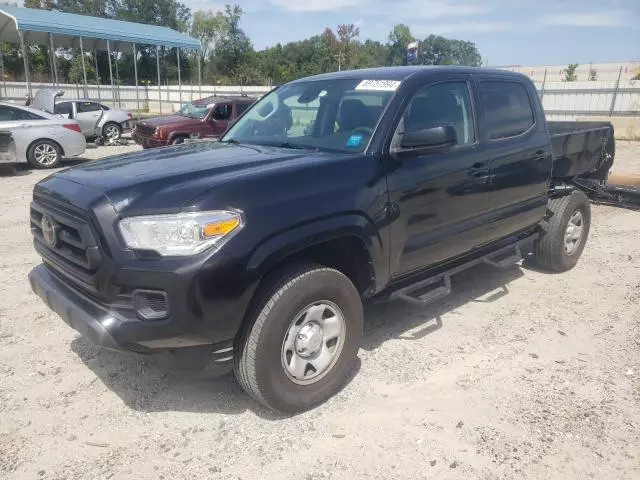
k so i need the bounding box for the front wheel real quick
[534,190,591,272]
[234,265,363,413]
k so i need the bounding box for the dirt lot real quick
[1,141,639,480]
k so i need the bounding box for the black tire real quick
[27,139,61,169]
[171,136,187,145]
[234,264,363,414]
[534,190,591,272]
[102,122,122,140]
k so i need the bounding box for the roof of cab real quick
[289,65,530,83]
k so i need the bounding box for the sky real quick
[184,0,639,66]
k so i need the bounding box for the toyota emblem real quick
[41,215,58,247]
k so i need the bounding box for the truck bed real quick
[549,121,614,181]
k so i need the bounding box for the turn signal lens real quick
[203,217,241,237]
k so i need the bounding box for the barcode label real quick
[355,80,401,91]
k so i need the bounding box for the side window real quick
[77,102,102,113]
[401,82,474,146]
[55,102,73,116]
[479,81,535,140]
[0,106,16,121]
[234,102,250,116]
[212,103,232,120]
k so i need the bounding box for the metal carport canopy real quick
[0,4,201,50]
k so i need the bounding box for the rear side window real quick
[234,102,250,116]
[479,81,534,140]
[77,102,102,113]
[55,102,72,116]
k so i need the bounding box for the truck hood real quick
[54,142,338,214]
[137,114,200,129]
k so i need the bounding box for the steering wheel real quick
[352,126,374,135]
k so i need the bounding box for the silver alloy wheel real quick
[104,124,121,139]
[281,301,346,385]
[33,143,58,166]
[564,210,584,255]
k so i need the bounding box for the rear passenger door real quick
[476,78,553,242]
[75,101,103,135]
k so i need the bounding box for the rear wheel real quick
[27,140,61,169]
[171,136,187,145]
[102,122,122,141]
[234,264,363,413]
[534,190,591,272]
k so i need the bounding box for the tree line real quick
[7,1,482,87]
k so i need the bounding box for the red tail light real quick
[63,123,82,133]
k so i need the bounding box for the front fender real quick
[247,213,389,294]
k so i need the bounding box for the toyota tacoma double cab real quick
[28,67,614,413]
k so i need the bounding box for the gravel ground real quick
[0,141,638,480]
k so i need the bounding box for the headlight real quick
[118,210,243,256]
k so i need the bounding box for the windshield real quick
[221,78,400,153]
[178,102,210,119]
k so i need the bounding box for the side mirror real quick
[400,125,457,151]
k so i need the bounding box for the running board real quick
[389,235,537,307]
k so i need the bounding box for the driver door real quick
[75,101,103,135]
[385,77,493,277]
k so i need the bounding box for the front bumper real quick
[29,264,123,351]
[132,132,166,148]
[29,259,258,357]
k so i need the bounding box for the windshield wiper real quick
[219,138,240,144]
[277,142,315,150]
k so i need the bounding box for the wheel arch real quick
[27,137,65,157]
[246,214,386,298]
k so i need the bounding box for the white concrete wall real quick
[497,61,640,82]
[2,79,639,121]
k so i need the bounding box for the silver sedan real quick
[0,102,86,169]
[54,100,132,141]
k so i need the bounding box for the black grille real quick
[135,123,156,137]
[30,198,102,284]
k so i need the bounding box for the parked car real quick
[132,95,256,148]
[33,89,132,141]
[28,67,615,413]
[0,101,85,168]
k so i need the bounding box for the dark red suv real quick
[132,95,256,148]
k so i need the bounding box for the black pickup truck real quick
[28,67,615,413]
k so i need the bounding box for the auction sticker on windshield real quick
[355,80,401,91]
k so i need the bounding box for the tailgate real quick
[549,121,614,180]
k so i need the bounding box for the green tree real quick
[387,24,414,66]
[214,4,253,78]
[190,9,227,63]
[420,35,481,66]
[563,64,579,82]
